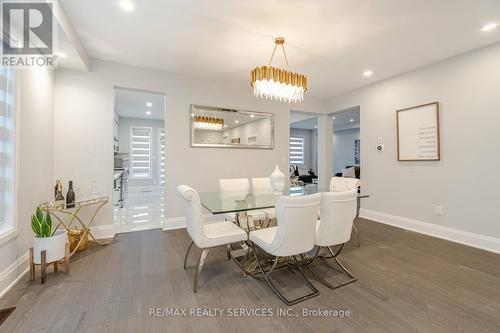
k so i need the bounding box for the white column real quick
[317,114,333,189]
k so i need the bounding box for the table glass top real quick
[199,185,368,214]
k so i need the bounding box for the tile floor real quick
[113,187,164,233]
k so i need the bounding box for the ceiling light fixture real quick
[193,116,224,131]
[314,125,318,129]
[146,102,153,107]
[119,0,134,12]
[251,37,307,103]
[146,111,151,115]
[481,23,498,32]
[363,70,373,77]
[250,114,255,118]
[332,116,336,120]
[234,120,239,124]
[349,118,355,122]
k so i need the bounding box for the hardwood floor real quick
[1,219,500,333]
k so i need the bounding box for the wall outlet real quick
[435,205,443,216]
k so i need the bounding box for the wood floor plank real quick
[1,219,500,332]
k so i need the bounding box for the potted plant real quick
[31,207,67,264]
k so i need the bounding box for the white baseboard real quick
[0,251,29,298]
[360,208,500,254]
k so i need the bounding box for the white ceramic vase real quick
[270,164,286,195]
[33,230,67,264]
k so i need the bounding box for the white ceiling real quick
[115,88,165,120]
[61,0,500,98]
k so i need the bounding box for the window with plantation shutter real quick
[130,127,152,179]
[289,136,304,165]
[0,65,16,239]
[158,129,165,186]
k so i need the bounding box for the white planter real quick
[270,164,286,195]
[33,230,67,264]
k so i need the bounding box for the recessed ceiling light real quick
[146,102,152,107]
[250,114,255,118]
[119,0,134,12]
[349,118,355,122]
[234,120,239,124]
[314,125,318,129]
[363,70,373,77]
[331,116,336,120]
[481,23,497,32]
[146,111,151,116]
[55,52,67,58]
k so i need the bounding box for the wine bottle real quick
[54,180,59,198]
[55,181,65,208]
[66,181,76,208]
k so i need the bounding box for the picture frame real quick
[396,102,440,161]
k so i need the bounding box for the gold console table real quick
[39,196,111,256]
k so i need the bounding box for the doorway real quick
[113,87,166,233]
[331,106,360,179]
[289,111,319,188]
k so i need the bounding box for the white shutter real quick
[0,65,15,231]
[289,136,304,165]
[130,127,152,179]
[158,129,165,186]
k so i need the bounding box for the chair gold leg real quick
[193,249,209,293]
[250,243,319,306]
[183,241,194,269]
[305,244,357,290]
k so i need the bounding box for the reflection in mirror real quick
[190,105,274,148]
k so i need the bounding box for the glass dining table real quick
[199,185,369,244]
[198,185,369,274]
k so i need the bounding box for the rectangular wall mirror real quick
[190,105,274,149]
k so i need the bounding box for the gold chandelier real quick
[250,37,307,103]
[193,116,224,131]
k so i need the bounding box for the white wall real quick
[54,59,326,228]
[222,118,272,145]
[333,128,360,174]
[0,67,54,295]
[328,42,500,249]
[117,116,164,187]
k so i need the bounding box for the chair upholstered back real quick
[316,190,357,247]
[251,177,272,194]
[270,193,321,257]
[219,178,250,195]
[329,177,361,192]
[177,185,206,247]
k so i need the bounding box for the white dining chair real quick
[329,176,361,246]
[251,177,276,226]
[219,178,267,226]
[329,176,360,192]
[249,193,321,305]
[306,190,357,289]
[177,185,247,292]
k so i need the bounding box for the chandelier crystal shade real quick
[193,116,224,131]
[250,37,307,103]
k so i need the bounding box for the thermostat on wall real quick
[376,144,384,152]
